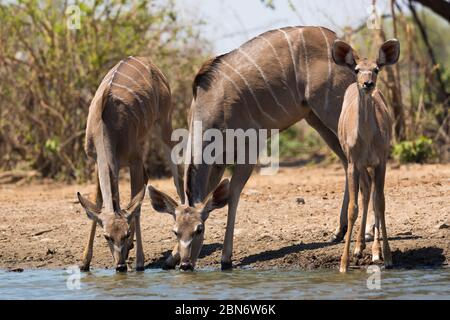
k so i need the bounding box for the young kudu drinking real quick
[332,39,400,272]
[77,56,183,272]
[149,26,356,270]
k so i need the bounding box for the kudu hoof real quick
[135,266,145,272]
[221,261,233,270]
[79,264,90,272]
[329,226,347,243]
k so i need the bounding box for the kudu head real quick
[332,39,400,94]
[147,179,230,271]
[77,186,146,272]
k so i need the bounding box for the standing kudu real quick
[149,26,356,270]
[332,39,399,272]
[77,56,184,272]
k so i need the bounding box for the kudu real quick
[149,26,356,270]
[77,56,184,272]
[332,39,399,272]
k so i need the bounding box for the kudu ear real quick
[125,185,146,223]
[147,185,178,218]
[77,192,103,227]
[200,179,230,221]
[332,40,358,69]
[377,39,400,67]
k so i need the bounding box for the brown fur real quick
[332,38,400,272]
[157,26,356,270]
[78,56,184,272]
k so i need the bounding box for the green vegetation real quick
[0,0,210,181]
[278,125,325,160]
[392,136,435,164]
[0,1,448,183]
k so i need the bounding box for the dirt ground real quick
[0,163,449,271]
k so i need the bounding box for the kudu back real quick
[149,26,355,270]
[77,56,183,272]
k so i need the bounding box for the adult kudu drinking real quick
[149,26,356,270]
[332,39,400,272]
[77,56,184,272]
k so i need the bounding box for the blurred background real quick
[0,0,448,183]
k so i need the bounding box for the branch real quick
[408,0,449,101]
[411,0,450,23]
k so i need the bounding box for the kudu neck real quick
[357,88,376,126]
[95,130,120,212]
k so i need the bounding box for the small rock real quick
[438,223,449,230]
[244,189,259,196]
[46,248,56,255]
[296,197,306,205]
[396,231,413,236]
[8,268,24,273]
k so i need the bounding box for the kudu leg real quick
[80,166,103,271]
[373,164,392,268]
[130,160,146,271]
[159,121,185,204]
[206,164,226,195]
[221,164,254,270]
[354,169,371,258]
[305,112,349,243]
[372,214,381,262]
[163,243,180,270]
[340,163,359,273]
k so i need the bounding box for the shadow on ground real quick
[393,247,446,268]
[236,241,336,267]
[145,243,222,269]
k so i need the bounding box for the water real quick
[1,268,449,300]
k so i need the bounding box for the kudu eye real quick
[195,225,204,235]
[173,230,178,237]
[104,235,111,241]
[354,68,360,74]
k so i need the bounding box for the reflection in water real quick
[1,268,450,299]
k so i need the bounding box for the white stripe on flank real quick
[278,29,302,101]
[127,56,158,118]
[128,56,151,74]
[299,29,310,100]
[238,48,290,117]
[116,70,144,89]
[221,60,277,123]
[110,82,144,105]
[216,69,261,129]
[114,70,151,119]
[319,27,332,110]
[258,34,297,104]
[122,59,152,88]
[180,239,192,248]
[109,60,123,86]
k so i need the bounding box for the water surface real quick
[1,268,449,299]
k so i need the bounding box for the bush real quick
[392,136,435,163]
[0,0,210,181]
[278,124,325,160]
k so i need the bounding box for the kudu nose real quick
[179,262,194,271]
[116,264,128,273]
[363,81,374,89]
